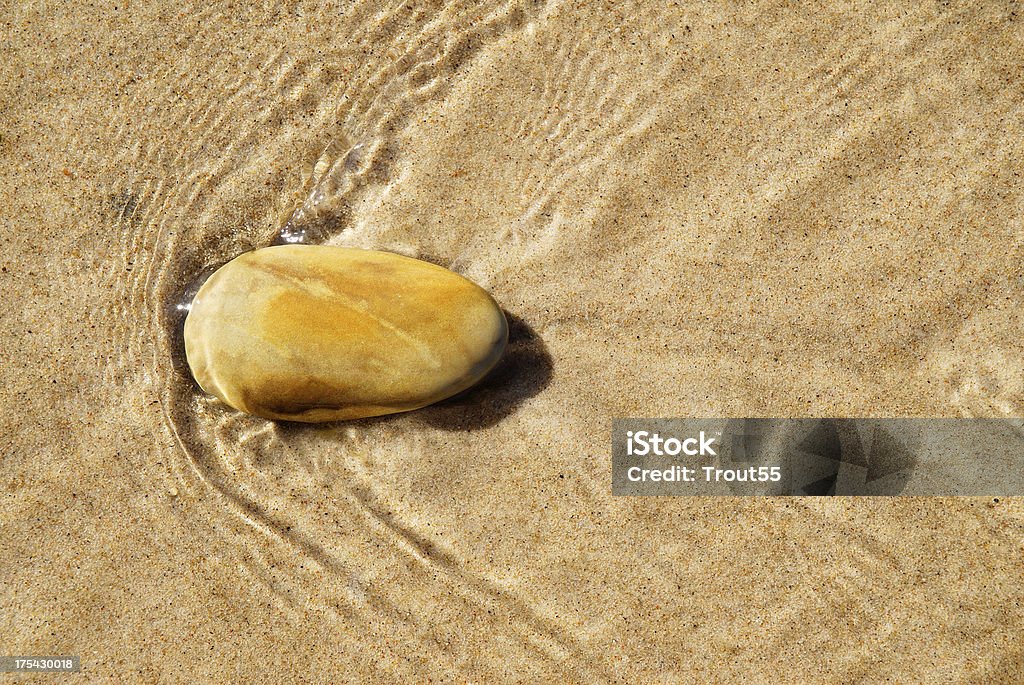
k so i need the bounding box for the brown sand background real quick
[2,0,1024,682]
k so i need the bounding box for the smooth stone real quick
[183,245,508,422]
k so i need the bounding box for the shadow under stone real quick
[414,311,553,431]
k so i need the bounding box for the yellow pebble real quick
[184,245,507,422]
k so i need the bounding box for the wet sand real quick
[2,0,1023,681]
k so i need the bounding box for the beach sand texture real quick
[2,0,1023,681]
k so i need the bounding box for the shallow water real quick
[5,0,1024,680]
